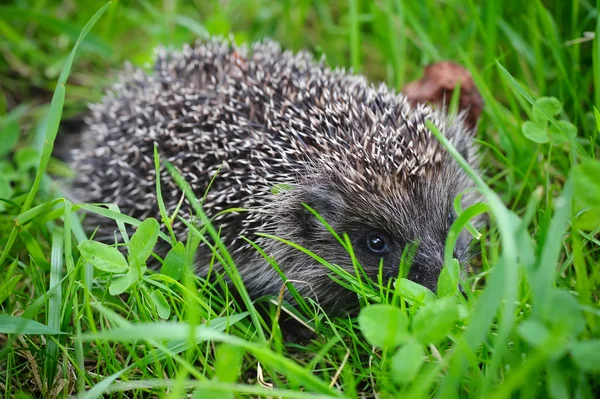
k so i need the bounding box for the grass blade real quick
[21,1,111,213]
[44,227,64,387]
[0,315,67,335]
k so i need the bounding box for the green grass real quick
[1,0,600,398]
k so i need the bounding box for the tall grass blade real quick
[44,227,64,387]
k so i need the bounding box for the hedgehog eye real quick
[366,233,389,255]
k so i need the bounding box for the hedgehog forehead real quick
[314,168,459,243]
[303,131,466,236]
[304,176,432,244]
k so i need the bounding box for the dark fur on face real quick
[68,38,481,313]
[241,140,480,312]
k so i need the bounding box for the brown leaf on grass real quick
[402,61,484,129]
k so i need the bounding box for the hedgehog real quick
[69,38,481,312]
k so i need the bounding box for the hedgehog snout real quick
[404,230,473,292]
[405,258,443,292]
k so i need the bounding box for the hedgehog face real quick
[298,187,464,292]
[267,169,477,305]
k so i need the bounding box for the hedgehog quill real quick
[70,39,481,312]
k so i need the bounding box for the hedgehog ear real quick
[297,184,341,236]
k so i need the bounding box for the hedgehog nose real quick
[383,267,399,281]
[405,257,443,292]
[406,266,439,292]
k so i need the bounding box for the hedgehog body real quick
[71,39,480,311]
